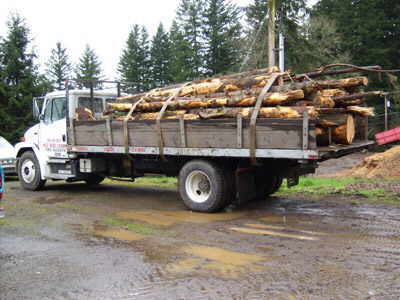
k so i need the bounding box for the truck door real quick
[38,97,68,159]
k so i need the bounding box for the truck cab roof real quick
[46,89,119,99]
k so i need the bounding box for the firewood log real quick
[75,107,96,120]
[333,91,383,104]
[346,106,375,116]
[197,106,317,120]
[116,76,368,103]
[317,114,355,145]
[332,114,355,145]
[108,90,305,112]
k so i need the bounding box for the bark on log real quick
[117,106,317,120]
[346,106,375,116]
[117,76,368,103]
[197,106,318,120]
[108,90,305,112]
[298,65,381,79]
[318,113,354,127]
[333,91,383,103]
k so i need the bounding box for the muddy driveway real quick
[1,178,400,300]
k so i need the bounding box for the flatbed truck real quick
[15,87,374,212]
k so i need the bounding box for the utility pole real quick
[278,6,285,72]
[267,0,276,68]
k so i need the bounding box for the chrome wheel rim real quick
[185,170,212,204]
[21,159,36,184]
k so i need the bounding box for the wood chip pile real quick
[77,66,384,146]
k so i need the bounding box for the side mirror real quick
[38,114,45,121]
[32,98,40,119]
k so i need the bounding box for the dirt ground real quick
[314,152,370,176]
[1,167,400,300]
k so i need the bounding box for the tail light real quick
[20,137,26,142]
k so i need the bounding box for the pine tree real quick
[176,0,205,79]
[313,0,400,70]
[0,14,49,143]
[118,25,150,93]
[46,42,72,90]
[169,20,193,83]
[75,45,103,88]
[202,0,242,76]
[150,23,172,88]
[139,26,152,91]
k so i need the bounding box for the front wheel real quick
[179,160,229,213]
[18,151,46,191]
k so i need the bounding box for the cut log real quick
[299,65,381,79]
[116,76,368,103]
[197,106,318,120]
[315,127,330,146]
[346,106,375,116]
[318,113,354,127]
[333,91,383,104]
[332,114,355,145]
[76,107,96,120]
[108,89,305,112]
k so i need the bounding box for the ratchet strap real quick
[157,83,190,161]
[123,98,146,155]
[249,73,283,165]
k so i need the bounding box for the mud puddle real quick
[117,209,246,226]
[166,245,271,278]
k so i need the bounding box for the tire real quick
[254,171,282,201]
[18,151,46,191]
[84,174,105,186]
[179,160,229,213]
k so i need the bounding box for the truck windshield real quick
[52,97,66,122]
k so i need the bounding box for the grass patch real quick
[105,176,177,189]
[277,177,399,202]
[0,219,7,226]
[278,177,359,195]
[104,217,156,235]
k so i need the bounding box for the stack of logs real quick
[91,66,383,146]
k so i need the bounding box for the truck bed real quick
[69,118,372,160]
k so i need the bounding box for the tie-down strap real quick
[157,83,190,161]
[249,73,283,164]
[123,97,146,154]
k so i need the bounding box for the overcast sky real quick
[0,0,316,80]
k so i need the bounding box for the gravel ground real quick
[1,178,400,299]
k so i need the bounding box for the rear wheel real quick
[84,174,105,186]
[18,151,46,191]
[179,160,229,213]
[254,171,282,200]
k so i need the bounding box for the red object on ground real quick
[375,127,400,145]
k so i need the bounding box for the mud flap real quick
[287,175,299,188]
[236,169,257,204]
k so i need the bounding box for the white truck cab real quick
[15,89,116,190]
